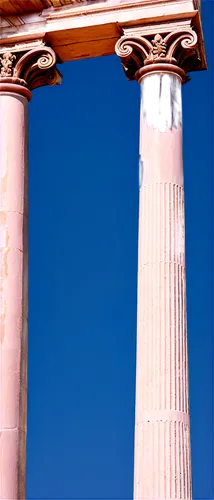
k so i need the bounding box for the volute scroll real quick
[115,27,201,82]
[0,44,62,93]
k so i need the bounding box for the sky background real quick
[27,1,213,499]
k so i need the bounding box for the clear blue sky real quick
[27,2,213,499]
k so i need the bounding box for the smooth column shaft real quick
[134,73,191,499]
[0,92,28,499]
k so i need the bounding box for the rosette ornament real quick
[0,46,62,91]
[115,28,201,82]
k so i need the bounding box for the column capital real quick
[0,40,62,100]
[115,19,206,83]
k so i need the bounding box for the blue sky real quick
[27,2,213,499]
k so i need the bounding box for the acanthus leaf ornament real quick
[115,27,200,82]
[0,45,62,91]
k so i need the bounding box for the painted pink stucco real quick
[0,92,28,499]
[134,72,191,499]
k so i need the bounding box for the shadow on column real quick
[139,156,144,189]
[18,130,28,500]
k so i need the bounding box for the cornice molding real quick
[0,0,85,15]
[0,43,62,92]
[1,0,200,18]
[115,20,206,82]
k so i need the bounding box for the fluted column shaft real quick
[0,89,29,499]
[134,71,191,499]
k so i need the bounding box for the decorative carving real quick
[115,27,200,81]
[150,34,167,60]
[0,46,62,91]
[0,52,16,77]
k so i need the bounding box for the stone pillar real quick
[0,45,61,499]
[134,66,191,500]
[0,84,30,500]
[116,27,200,500]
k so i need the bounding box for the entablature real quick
[0,0,206,71]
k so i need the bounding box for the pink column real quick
[0,45,61,499]
[0,85,31,499]
[134,66,191,499]
[116,23,204,499]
